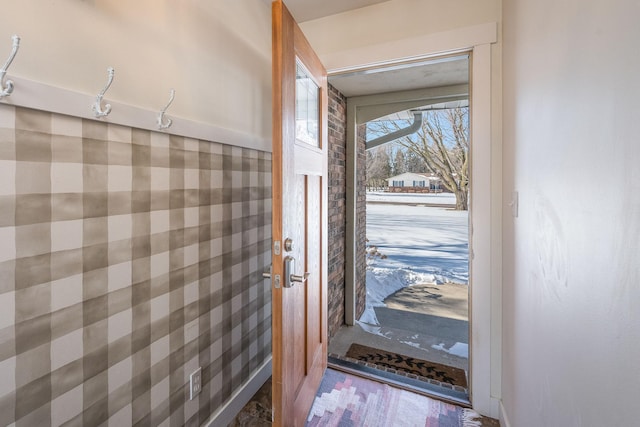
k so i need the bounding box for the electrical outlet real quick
[189,367,202,400]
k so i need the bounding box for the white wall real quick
[502,1,640,426]
[0,0,272,144]
[300,0,500,57]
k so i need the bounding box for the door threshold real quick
[328,355,471,408]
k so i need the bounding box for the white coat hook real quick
[93,67,115,117]
[0,35,20,98]
[157,88,175,130]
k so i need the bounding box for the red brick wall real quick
[327,85,347,339]
[326,85,367,334]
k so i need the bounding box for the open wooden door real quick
[271,1,328,426]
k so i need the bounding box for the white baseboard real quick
[499,401,512,427]
[203,356,272,427]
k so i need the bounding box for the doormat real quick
[307,368,482,426]
[345,343,468,388]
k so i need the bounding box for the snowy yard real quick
[362,191,469,326]
[367,191,458,205]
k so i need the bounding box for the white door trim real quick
[333,22,501,419]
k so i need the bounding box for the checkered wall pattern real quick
[0,105,272,426]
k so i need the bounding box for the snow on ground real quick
[367,195,469,283]
[360,191,469,327]
[432,342,469,358]
[367,191,457,205]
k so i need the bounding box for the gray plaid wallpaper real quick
[0,105,272,426]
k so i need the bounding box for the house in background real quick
[387,172,442,193]
[0,1,638,427]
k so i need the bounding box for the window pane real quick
[295,60,319,147]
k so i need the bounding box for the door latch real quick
[263,265,281,288]
[262,265,272,279]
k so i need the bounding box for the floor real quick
[228,374,500,427]
[228,378,272,427]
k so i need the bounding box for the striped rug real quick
[307,369,481,427]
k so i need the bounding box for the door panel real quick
[271,1,328,425]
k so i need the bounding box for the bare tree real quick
[404,148,428,174]
[370,107,469,210]
[391,148,406,176]
[366,146,391,190]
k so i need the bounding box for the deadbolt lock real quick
[284,238,293,252]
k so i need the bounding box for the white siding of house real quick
[388,172,429,187]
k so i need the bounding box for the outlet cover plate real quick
[189,367,202,400]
